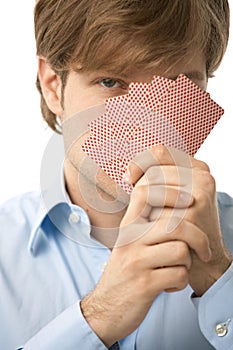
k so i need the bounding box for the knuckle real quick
[194,172,216,205]
[203,171,215,187]
[133,183,143,195]
[174,241,189,260]
[133,183,147,199]
[197,160,210,172]
[199,171,216,191]
[146,166,161,182]
[176,266,189,285]
[136,273,152,295]
[132,184,147,200]
[207,173,216,192]
[131,253,145,270]
[153,145,168,163]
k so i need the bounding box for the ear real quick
[38,57,63,116]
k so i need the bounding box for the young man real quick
[1,1,233,349]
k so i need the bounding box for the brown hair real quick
[34,0,230,132]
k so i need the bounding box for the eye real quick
[99,78,123,89]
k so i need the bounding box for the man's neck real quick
[64,159,128,248]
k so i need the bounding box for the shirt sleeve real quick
[18,301,108,350]
[192,262,233,350]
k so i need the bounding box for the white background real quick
[0,2,232,204]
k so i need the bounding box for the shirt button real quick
[69,212,80,224]
[100,262,108,272]
[215,323,228,337]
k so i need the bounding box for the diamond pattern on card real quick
[82,74,224,194]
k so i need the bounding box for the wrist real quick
[80,294,118,348]
[189,254,232,296]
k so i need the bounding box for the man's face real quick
[62,53,207,119]
[60,51,207,202]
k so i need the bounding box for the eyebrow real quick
[170,71,206,81]
[84,69,129,80]
[81,68,206,83]
[100,69,206,81]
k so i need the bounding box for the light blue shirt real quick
[1,167,233,349]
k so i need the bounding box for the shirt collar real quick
[28,133,93,255]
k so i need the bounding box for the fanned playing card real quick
[82,74,224,193]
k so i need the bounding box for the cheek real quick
[62,76,104,120]
[65,132,89,166]
[63,86,91,119]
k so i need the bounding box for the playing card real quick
[156,74,223,155]
[82,74,224,194]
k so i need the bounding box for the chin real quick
[95,168,130,204]
[84,164,130,205]
[68,152,130,207]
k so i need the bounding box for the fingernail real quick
[166,217,180,233]
[123,169,132,184]
[177,192,193,206]
[203,247,212,262]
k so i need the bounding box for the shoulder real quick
[0,191,43,239]
[0,191,42,216]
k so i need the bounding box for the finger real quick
[136,165,193,188]
[149,206,186,222]
[145,186,193,208]
[142,218,211,263]
[125,145,210,185]
[117,222,155,247]
[121,196,151,226]
[145,241,192,270]
[122,185,193,226]
[151,266,189,294]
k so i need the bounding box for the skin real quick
[38,51,232,347]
